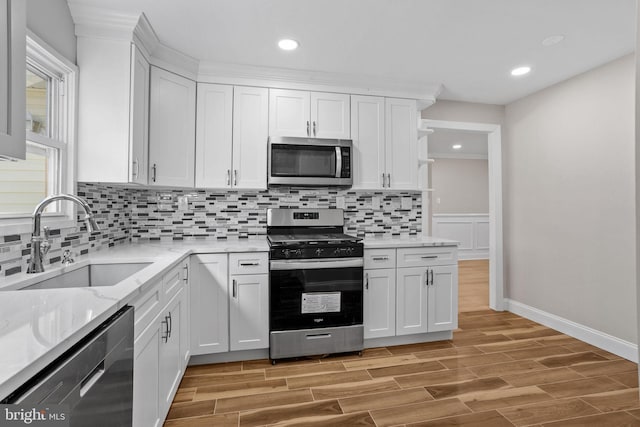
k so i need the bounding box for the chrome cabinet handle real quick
[430,269,434,286]
[152,163,157,182]
[232,279,237,298]
[183,264,189,282]
[382,173,386,188]
[365,272,369,290]
[233,169,238,186]
[167,312,172,338]
[425,269,429,286]
[372,256,389,261]
[421,255,438,259]
[387,173,391,188]
[313,121,317,136]
[306,121,310,136]
[132,159,138,178]
[226,169,231,186]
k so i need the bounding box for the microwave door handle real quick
[335,147,342,178]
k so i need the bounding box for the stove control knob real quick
[315,248,324,256]
[294,249,302,257]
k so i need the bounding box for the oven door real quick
[269,258,363,331]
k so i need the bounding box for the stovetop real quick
[267,232,361,246]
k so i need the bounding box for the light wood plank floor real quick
[165,311,639,426]
[459,259,489,313]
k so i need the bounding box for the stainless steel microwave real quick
[268,136,353,187]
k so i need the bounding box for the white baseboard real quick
[505,299,638,363]
[364,331,453,349]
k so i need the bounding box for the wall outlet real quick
[371,196,380,210]
[401,197,412,210]
[177,196,189,211]
[336,196,345,209]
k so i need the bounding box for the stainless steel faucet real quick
[27,194,100,274]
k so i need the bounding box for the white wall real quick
[26,0,76,63]
[422,100,505,125]
[431,158,489,214]
[505,54,637,344]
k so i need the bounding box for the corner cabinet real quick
[269,89,350,139]
[195,84,268,189]
[363,245,458,342]
[149,66,196,187]
[350,96,418,190]
[190,252,269,356]
[77,39,150,183]
[0,0,26,160]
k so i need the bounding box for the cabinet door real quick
[396,267,428,335]
[190,254,229,355]
[0,0,25,159]
[195,83,233,188]
[364,268,396,339]
[133,312,161,427]
[310,92,350,139]
[232,86,268,189]
[159,288,184,420]
[149,67,196,187]
[229,274,269,351]
[129,45,150,184]
[351,96,385,189]
[269,89,310,137]
[428,265,458,332]
[385,98,417,190]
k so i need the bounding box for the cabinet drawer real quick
[396,246,457,267]
[229,252,268,275]
[163,263,185,301]
[364,249,396,269]
[131,278,163,339]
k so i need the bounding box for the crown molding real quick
[430,152,489,160]
[198,61,442,104]
[150,44,199,80]
[67,2,140,40]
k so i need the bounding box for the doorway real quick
[421,119,504,311]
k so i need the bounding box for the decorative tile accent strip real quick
[0,183,421,276]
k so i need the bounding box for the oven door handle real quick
[270,258,363,270]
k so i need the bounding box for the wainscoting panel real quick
[432,214,489,259]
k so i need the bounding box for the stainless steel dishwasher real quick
[2,306,134,426]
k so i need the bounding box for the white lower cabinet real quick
[190,254,229,354]
[132,262,188,427]
[363,268,396,339]
[229,274,269,350]
[190,252,269,356]
[363,246,458,340]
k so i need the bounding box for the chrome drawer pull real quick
[372,256,389,261]
[421,255,438,259]
[240,262,260,266]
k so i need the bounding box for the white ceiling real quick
[428,129,488,158]
[67,0,636,105]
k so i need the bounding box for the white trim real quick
[432,214,490,260]
[506,299,638,362]
[422,119,504,311]
[364,331,453,348]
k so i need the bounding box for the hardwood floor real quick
[165,260,639,426]
[458,259,489,312]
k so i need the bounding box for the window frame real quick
[0,31,77,235]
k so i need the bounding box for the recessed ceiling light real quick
[452,144,462,150]
[542,35,565,47]
[278,39,299,51]
[511,66,531,77]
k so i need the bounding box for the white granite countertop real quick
[0,238,268,401]
[363,236,459,248]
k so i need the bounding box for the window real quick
[0,34,76,225]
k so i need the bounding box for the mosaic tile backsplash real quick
[0,183,421,276]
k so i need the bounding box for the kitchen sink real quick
[19,262,152,290]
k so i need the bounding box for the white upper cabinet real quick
[149,66,196,187]
[385,98,418,190]
[195,83,233,188]
[351,95,385,189]
[232,86,268,189]
[0,0,26,160]
[196,85,268,189]
[269,89,350,139]
[77,39,150,184]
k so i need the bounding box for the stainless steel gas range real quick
[267,208,364,363]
